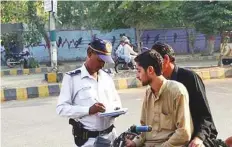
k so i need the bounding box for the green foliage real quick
[1,1,185,37]
[26,1,50,48]
[86,1,184,31]
[181,1,232,35]
[22,30,42,47]
[73,1,186,52]
[1,1,48,45]
[56,1,185,31]
[1,1,50,60]
[28,57,40,68]
[1,1,28,23]
[1,33,18,52]
[2,1,232,54]
[57,1,96,29]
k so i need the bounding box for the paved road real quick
[1,60,220,89]
[1,79,232,147]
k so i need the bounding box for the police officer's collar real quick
[80,64,92,79]
[80,64,103,79]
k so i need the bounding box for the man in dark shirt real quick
[151,42,218,147]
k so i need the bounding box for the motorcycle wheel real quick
[115,63,129,73]
[6,57,16,68]
[222,58,232,65]
[128,62,136,70]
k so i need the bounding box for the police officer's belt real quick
[69,118,114,137]
[87,124,114,138]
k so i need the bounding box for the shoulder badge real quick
[66,69,81,76]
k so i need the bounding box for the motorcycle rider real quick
[115,36,128,58]
[116,36,138,69]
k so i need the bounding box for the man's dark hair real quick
[134,50,163,76]
[151,42,175,62]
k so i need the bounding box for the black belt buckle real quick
[99,129,107,135]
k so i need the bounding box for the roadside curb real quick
[44,72,64,83]
[193,67,232,80]
[44,68,115,83]
[1,55,219,77]
[1,67,51,77]
[1,78,142,102]
[176,55,218,62]
[1,67,231,102]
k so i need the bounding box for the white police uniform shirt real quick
[56,64,122,146]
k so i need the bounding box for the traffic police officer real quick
[56,38,122,147]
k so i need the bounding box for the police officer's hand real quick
[89,103,106,115]
[125,138,136,147]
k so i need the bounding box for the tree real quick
[1,1,28,52]
[86,1,184,52]
[49,1,186,53]
[26,1,50,57]
[1,2,44,45]
[57,1,96,29]
[1,1,28,23]
[1,1,52,62]
[181,1,232,55]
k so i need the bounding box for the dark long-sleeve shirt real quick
[170,66,218,147]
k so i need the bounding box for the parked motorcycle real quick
[5,51,30,68]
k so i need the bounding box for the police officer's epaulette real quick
[66,69,81,76]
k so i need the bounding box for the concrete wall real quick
[1,23,24,34]
[30,28,135,62]
[29,28,221,62]
[1,23,24,53]
[141,28,221,54]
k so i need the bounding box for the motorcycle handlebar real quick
[130,125,152,133]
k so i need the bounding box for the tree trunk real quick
[27,1,51,66]
[37,22,51,66]
[203,35,215,56]
[135,27,142,53]
[208,35,215,55]
[43,33,51,64]
[36,24,51,66]
[185,28,191,55]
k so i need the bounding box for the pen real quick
[94,98,100,103]
[114,107,120,110]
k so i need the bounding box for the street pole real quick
[49,11,57,71]
[49,0,57,72]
